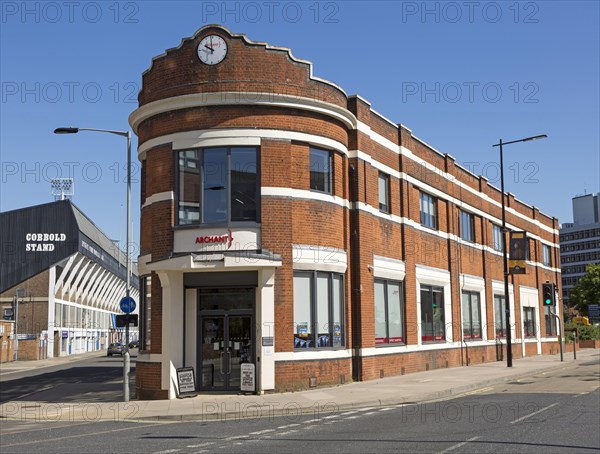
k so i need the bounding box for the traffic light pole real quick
[550,311,563,362]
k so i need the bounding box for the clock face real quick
[197,35,227,65]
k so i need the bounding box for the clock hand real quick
[205,45,215,53]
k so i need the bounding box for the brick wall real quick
[136,362,167,400]
[132,25,561,398]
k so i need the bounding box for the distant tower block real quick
[51,178,74,201]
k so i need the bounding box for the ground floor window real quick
[494,294,507,338]
[461,290,482,340]
[523,307,536,338]
[374,279,404,345]
[420,284,445,342]
[293,271,344,349]
[140,275,151,350]
[544,306,557,336]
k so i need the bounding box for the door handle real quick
[220,352,226,374]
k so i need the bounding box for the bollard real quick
[123,350,130,402]
[573,330,577,360]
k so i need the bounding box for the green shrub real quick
[564,322,600,342]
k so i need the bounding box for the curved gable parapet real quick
[138,24,347,110]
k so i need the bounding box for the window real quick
[419,192,437,229]
[542,244,551,266]
[374,279,404,345]
[494,294,506,338]
[544,306,557,336]
[420,285,445,342]
[293,271,344,349]
[140,276,151,351]
[461,291,482,340]
[378,173,390,213]
[177,147,258,225]
[460,210,475,242]
[523,307,536,338]
[309,147,332,194]
[492,224,503,252]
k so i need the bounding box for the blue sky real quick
[1,1,599,255]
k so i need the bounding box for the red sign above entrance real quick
[195,229,234,249]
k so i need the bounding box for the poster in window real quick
[509,231,528,274]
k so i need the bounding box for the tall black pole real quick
[499,139,513,367]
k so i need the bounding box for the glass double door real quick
[199,314,253,390]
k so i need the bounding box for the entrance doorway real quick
[197,288,254,391]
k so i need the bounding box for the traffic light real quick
[542,282,555,306]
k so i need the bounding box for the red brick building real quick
[130,25,561,400]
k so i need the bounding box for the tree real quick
[569,263,600,315]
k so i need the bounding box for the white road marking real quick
[510,402,559,424]
[341,410,359,415]
[248,429,275,435]
[186,442,215,448]
[153,450,180,454]
[438,436,480,454]
[224,435,248,441]
[277,429,299,436]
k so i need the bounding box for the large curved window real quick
[177,147,259,225]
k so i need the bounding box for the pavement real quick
[0,347,598,423]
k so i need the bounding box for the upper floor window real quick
[378,172,390,213]
[492,224,503,252]
[460,210,475,242]
[542,244,551,266]
[419,192,437,229]
[177,147,258,225]
[309,147,332,194]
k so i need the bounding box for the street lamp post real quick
[54,127,132,400]
[492,134,547,367]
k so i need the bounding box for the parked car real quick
[128,340,139,349]
[107,342,126,357]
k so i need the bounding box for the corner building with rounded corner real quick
[130,25,562,400]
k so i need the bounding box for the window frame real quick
[461,290,482,340]
[420,284,445,342]
[374,278,405,346]
[175,146,260,227]
[544,306,557,336]
[293,271,345,350]
[309,147,332,195]
[378,172,390,213]
[139,275,152,352]
[493,294,506,338]
[459,210,475,242]
[419,191,437,229]
[542,244,551,266]
[492,224,503,252]
[523,307,536,338]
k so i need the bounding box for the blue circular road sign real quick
[120,296,136,314]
